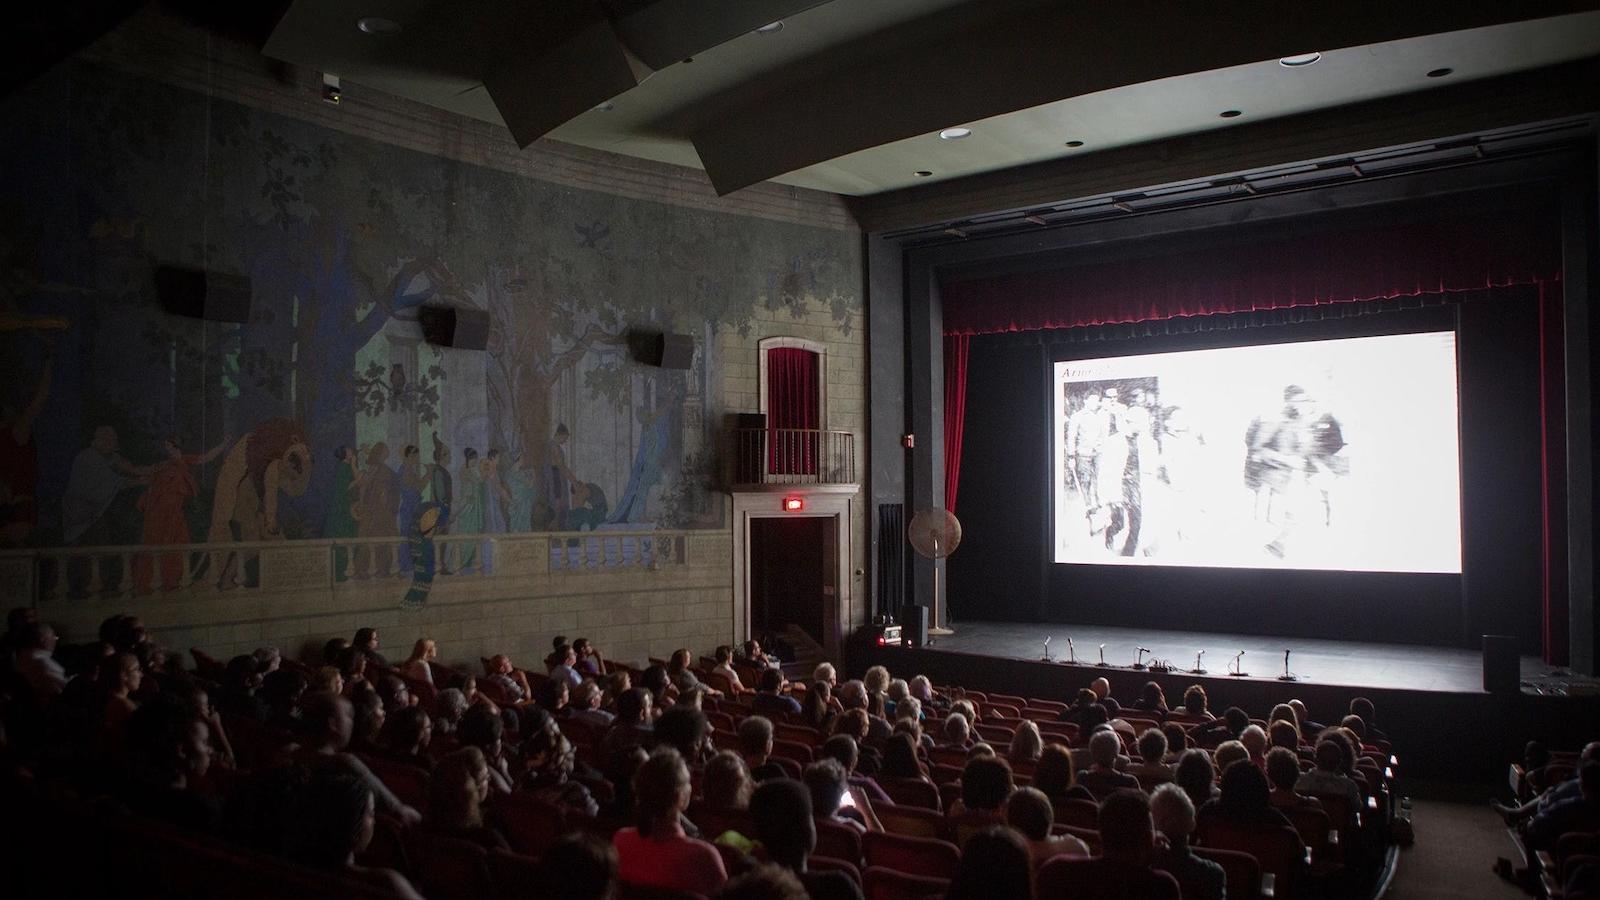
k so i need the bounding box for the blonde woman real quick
[402,638,438,685]
[1009,719,1044,764]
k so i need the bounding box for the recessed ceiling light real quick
[755,21,784,34]
[939,127,972,140]
[592,101,615,112]
[1064,140,1084,148]
[356,16,401,35]
[1427,67,1453,78]
[1219,109,1243,118]
[1278,52,1321,67]
[913,170,933,177]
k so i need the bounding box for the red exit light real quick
[783,496,804,511]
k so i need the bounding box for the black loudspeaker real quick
[418,306,490,351]
[155,265,252,323]
[1482,634,1520,693]
[901,604,929,649]
[654,333,694,369]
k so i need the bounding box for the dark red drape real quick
[943,333,970,515]
[767,347,819,474]
[1539,281,1569,665]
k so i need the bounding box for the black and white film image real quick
[1051,332,1461,573]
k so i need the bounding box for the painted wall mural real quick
[0,60,860,596]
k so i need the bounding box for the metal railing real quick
[731,428,856,485]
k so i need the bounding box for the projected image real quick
[1051,332,1461,573]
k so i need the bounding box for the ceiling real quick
[261,1,1600,197]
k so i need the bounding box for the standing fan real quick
[907,507,962,636]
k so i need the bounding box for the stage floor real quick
[926,621,1559,694]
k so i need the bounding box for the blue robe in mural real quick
[504,464,535,534]
[610,405,678,524]
[402,501,442,607]
[396,460,425,572]
[454,463,483,571]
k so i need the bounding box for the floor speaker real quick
[901,604,928,649]
[1482,634,1519,693]
[418,306,490,351]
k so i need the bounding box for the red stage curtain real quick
[943,333,970,515]
[1539,281,1568,665]
[767,347,819,474]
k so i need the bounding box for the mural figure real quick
[402,501,443,608]
[133,435,230,593]
[0,356,50,546]
[354,442,399,577]
[565,481,609,532]
[480,449,509,572]
[207,418,313,589]
[538,424,573,531]
[63,425,151,545]
[503,453,535,535]
[324,446,361,581]
[396,444,426,572]
[425,435,452,571]
[454,448,482,571]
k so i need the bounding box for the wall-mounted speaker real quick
[154,266,252,323]
[418,306,491,351]
[654,333,694,369]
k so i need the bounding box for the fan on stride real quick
[907,507,962,636]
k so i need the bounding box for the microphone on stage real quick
[1192,650,1206,675]
[1043,636,1052,662]
[1133,646,1150,669]
[1278,649,1297,682]
[1098,643,1108,666]
[1230,650,1247,677]
[1066,637,1075,664]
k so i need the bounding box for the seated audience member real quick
[100,652,144,744]
[531,833,620,900]
[832,708,878,769]
[952,755,1015,819]
[941,711,974,750]
[702,749,755,812]
[1176,748,1220,811]
[260,668,307,732]
[1212,740,1250,776]
[946,826,1034,900]
[433,688,468,736]
[401,638,437,685]
[0,605,39,659]
[814,662,839,689]
[1200,760,1301,849]
[1150,783,1226,900]
[426,746,508,849]
[805,757,879,832]
[218,654,267,721]
[1181,684,1213,720]
[287,770,424,899]
[879,731,931,782]
[716,864,810,900]
[1010,719,1045,764]
[569,680,615,729]
[14,622,66,705]
[572,637,605,677]
[322,638,350,667]
[376,674,413,714]
[1295,738,1363,824]
[1007,786,1090,865]
[655,706,712,764]
[523,725,601,817]
[800,680,836,732]
[601,688,655,756]
[709,645,749,694]
[1496,741,1600,824]
[1192,707,1251,747]
[294,691,422,825]
[120,695,220,830]
[1348,697,1388,744]
[909,674,946,712]
[1340,714,1377,752]
[739,639,781,671]
[1135,681,1169,713]
[380,706,434,771]
[753,668,801,716]
[1034,743,1096,807]
[486,654,533,703]
[1057,688,1100,725]
[1266,747,1322,812]
[351,627,388,668]
[749,778,865,900]
[1268,703,1300,733]
[739,715,788,782]
[667,648,720,698]
[603,670,632,710]
[822,733,890,804]
[1163,723,1190,763]
[1268,719,1303,755]
[347,685,386,754]
[1039,789,1180,900]
[1524,761,1600,853]
[312,666,344,697]
[640,665,672,710]
[1239,724,1269,765]
[1130,727,1174,786]
[457,703,515,795]
[1078,730,1139,800]
[1089,677,1121,716]
[862,665,891,702]
[1288,699,1327,735]
[536,677,571,715]
[613,748,727,895]
[252,646,282,675]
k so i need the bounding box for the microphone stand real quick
[1097,644,1109,667]
[1132,647,1149,670]
[1229,651,1249,677]
[1042,636,1053,662]
[1190,650,1207,675]
[1277,649,1298,682]
[1066,637,1076,665]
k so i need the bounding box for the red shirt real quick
[614,824,727,896]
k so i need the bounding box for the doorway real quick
[749,516,835,648]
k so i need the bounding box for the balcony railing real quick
[732,428,856,486]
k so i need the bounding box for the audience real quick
[1181,684,1213,720]
[701,749,755,812]
[738,715,788,782]
[293,691,421,825]
[1007,785,1090,865]
[1040,789,1180,900]
[1266,746,1322,812]
[1009,718,1044,764]
[1150,783,1226,900]
[286,770,423,899]
[1295,737,1363,824]
[753,668,801,716]
[613,748,726,895]
[1176,748,1220,811]
[748,778,864,900]
[532,833,619,900]
[425,746,507,849]
[400,638,437,685]
[1078,729,1139,800]
[710,645,749,694]
[351,627,388,668]
[1130,727,1174,786]
[1034,742,1096,807]
[952,755,1014,819]
[946,825,1034,900]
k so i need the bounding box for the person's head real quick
[350,685,386,745]
[833,708,869,744]
[944,711,971,745]
[1176,748,1216,808]
[408,638,437,664]
[376,675,411,713]
[126,695,212,786]
[1033,743,1077,799]
[886,678,910,705]
[91,424,118,454]
[1240,724,1268,761]
[960,756,1015,812]
[1222,706,1250,736]
[1149,783,1197,844]
[641,665,669,698]
[1138,681,1165,709]
[261,668,308,714]
[555,644,577,668]
[312,666,343,696]
[1269,702,1299,729]
[1183,684,1209,715]
[1269,720,1299,751]
[909,675,934,701]
[1219,756,1272,817]
[729,713,772,758]
[821,733,859,776]
[1525,741,1552,771]
[522,725,576,782]
[530,833,618,900]
[702,750,754,810]
[105,651,143,695]
[714,645,734,665]
[946,826,1033,900]
[459,703,504,756]
[863,666,890,696]
[654,707,708,760]
[1080,703,1109,732]
[353,627,379,653]
[1163,722,1188,755]
[802,681,832,716]
[1288,699,1310,725]
[1339,714,1367,742]
[758,667,784,694]
[1098,789,1156,862]
[1138,726,1169,765]
[537,677,570,712]
[1265,746,1302,793]
[1089,677,1111,700]
[714,864,809,900]
[813,662,837,686]
[572,679,603,711]
[253,646,282,674]
[1314,737,1345,774]
[1213,740,1248,774]
[892,716,925,746]
[387,706,432,754]
[287,770,375,869]
[6,606,38,634]
[225,654,261,693]
[1316,728,1357,773]
[1350,697,1376,724]
[435,688,468,728]
[882,731,923,779]
[1010,720,1043,762]
[803,758,850,818]
[1089,729,1122,769]
[633,747,691,834]
[322,638,349,665]
[837,680,867,710]
[616,688,651,725]
[572,638,593,659]
[431,746,490,828]
[339,648,367,681]
[749,778,816,868]
[1005,786,1055,841]
[19,621,55,652]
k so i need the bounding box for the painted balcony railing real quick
[0,528,700,603]
[731,428,856,486]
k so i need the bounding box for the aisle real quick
[1387,786,1528,900]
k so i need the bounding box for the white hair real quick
[813,662,837,684]
[1150,783,1196,838]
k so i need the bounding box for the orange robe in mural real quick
[134,455,201,593]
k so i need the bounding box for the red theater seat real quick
[863,866,950,900]
[862,831,961,880]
